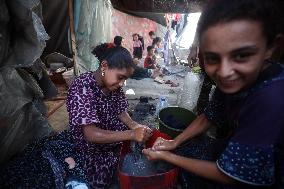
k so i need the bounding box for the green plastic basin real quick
[158,106,196,138]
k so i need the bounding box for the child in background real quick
[138,34,145,51]
[144,45,157,69]
[113,35,125,47]
[132,33,143,59]
[148,31,156,46]
[148,31,156,40]
[132,58,162,80]
[152,37,163,57]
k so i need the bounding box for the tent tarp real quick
[111,0,207,26]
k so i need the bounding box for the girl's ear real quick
[265,34,283,59]
[101,60,108,70]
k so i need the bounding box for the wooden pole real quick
[68,0,78,76]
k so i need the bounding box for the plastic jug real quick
[155,96,169,117]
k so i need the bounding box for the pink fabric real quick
[112,9,157,57]
[133,40,142,48]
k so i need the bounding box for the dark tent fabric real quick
[39,0,206,57]
[41,0,72,58]
[111,0,206,13]
[39,0,284,59]
[111,0,207,26]
[120,11,167,26]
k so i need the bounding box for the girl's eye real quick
[204,56,220,64]
[118,76,125,81]
[234,53,252,62]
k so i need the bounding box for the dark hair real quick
[92,43,135,69]
[114,36,123,46]
[197,0,281,47]
[152,37,162,46]
[132,33,139,40]
[149,31,155,36]
[147,45,154,52]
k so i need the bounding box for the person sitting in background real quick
[131,58,162,80]
[148,31,156,40]
[148,30,156,46]
[113,35,125,47]
[144,45,157,69]
[152,37,163,58]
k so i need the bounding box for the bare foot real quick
[65,157,76,169]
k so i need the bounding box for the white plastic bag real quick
[178,71,204,112]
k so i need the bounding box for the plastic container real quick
[158,106,196,138]
[178,72,204,113]
[49,62,64,72]
[155,96,169,117]
[118,129,179,189]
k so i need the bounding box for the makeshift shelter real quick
[0,0,201,165]
[0,0,53,163]
[1,0,284,168]
[40,0,209,74]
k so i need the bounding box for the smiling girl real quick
[143,0,284,188]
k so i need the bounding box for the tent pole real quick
[68,0,78,76]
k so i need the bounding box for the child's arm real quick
[142,150,235,184]
[82,123,151,144]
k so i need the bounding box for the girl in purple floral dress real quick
[0,44,152,189]
[66,43,152,188]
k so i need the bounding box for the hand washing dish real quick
[118,129,179,189]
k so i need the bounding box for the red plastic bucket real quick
[118,129,179,189]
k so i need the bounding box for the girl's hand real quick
[132,126,152,142]
[132,123,147,129]
[152,137,177,151]
[142,148,169,161]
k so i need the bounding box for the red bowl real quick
[118,129,179,189]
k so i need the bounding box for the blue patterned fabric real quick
[217,142,274,186]
[204,89,227,128]
[0,131,88,188]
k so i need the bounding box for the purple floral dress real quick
[66,72,128,188]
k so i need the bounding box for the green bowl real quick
[158,106,196,138]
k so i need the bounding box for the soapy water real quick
[121,141,173,176]
[121,99,174,176]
